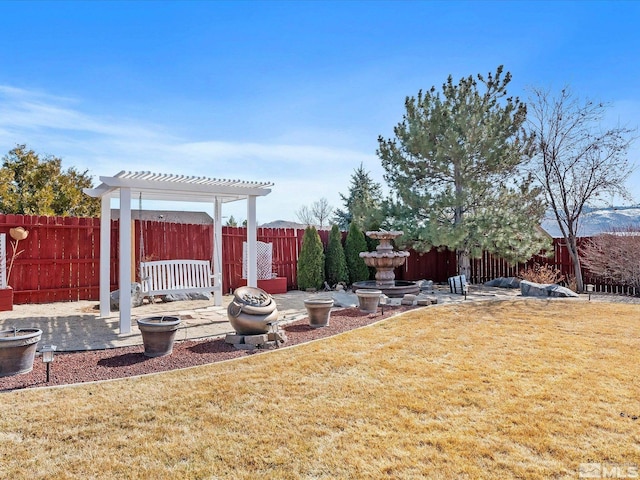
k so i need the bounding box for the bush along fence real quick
[0,213,630,304]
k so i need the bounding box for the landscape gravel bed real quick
[0,305,414,392]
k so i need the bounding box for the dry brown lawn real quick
[1,299,639,479]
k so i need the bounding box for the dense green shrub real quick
[344,222,370,284]
[297,226,325,290]
[324,224,348,286]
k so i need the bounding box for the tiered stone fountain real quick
[352,230,419,298]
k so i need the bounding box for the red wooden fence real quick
[0,214,632,304]
[0,215,310,303]
[222,227,300,294]
[0,215,101,303]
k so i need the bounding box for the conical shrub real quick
[325,224,348,286]
[345,222,370,284]
[297,226,325,290]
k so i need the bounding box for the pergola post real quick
[213,197,223,305]
[246,195,257,287]
[99,195,111,318]
[119,187,132,334]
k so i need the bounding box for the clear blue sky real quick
[1,1,638,223]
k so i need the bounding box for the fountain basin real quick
[352,280,420,298]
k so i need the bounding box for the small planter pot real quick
[137,316,181,357]
[304,298,334,328]
[355,289,382,314]
[0,328,42,377]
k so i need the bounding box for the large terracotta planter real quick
[0,287,13,312]
[137,316,181,357]
[304,298,334,328]
[355,289,382,314]
[0,328,42,377]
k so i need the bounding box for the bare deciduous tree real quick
[296,198,333,228]
[527,87,635,292]
[311,197,333,229]
[295,205,315,226]
[581,226,640,291]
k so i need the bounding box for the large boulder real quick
[162,291,212,302]
[416,279,434,293]
[332,291,358,308]
[485,277,521,289]
[520,280,578,298]
[110,282,144,310]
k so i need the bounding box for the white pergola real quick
[84,171,273,334]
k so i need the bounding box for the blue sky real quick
[1,1,639,223]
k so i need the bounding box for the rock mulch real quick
[0,305,414,392]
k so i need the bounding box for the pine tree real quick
[378,66,549,277]
[297,226,325,290]
[334,163,383,231]
[324,224,348,286]
[344,222,370,284]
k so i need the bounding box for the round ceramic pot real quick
[227,287,279,335]
[304,298,334,328]
[0,328,42,377]
[137,316,181,357]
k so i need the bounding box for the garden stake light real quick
[379,294,387,314]
[41,345,57,382]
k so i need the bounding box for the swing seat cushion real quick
[140,259,216,297]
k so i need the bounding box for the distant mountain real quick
[541,206,640,238]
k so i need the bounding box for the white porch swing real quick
[137,192,217,300]
[84,171,273,334]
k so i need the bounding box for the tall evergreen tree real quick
[344,222,370,284]
[297,226,325,290]
[334,163,383,231]
[378,66,549,277]
[324,224,348,286]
